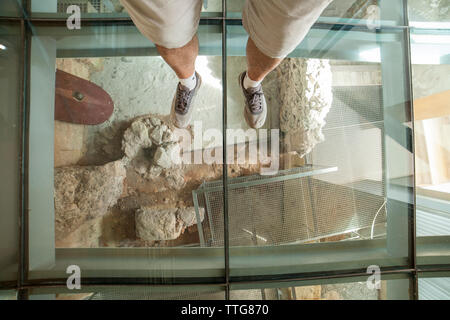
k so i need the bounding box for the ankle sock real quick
[243,72,262,90]
[179,72,197,90]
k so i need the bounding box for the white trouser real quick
[120,0,333,58]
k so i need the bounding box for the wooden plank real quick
[414,90,450,121]
[55,69,114,125]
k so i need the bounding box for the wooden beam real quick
[414,90,450,121]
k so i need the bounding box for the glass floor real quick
[0,0,449,300]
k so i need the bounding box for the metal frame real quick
[221,0,230,299]
[402,0,418,300]
[0,0,449,300]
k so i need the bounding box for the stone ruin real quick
[54,115,204,245]
[55,160,126,241]
[54,57,333,247]
[135,207,205,241]
[121,115,185,190]
[278,58,333,157]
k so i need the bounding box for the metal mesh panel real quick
[57,0,107,13]
[325,85,383,129]
[308,84,385,203]
[195,170,386,247]
[230,288,282,300]
[88,287,225,300]
[312,85,386,239]
[89,288,284,300]
[194,85,386,246]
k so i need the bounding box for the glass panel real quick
[412,28,450,210]
[227,0,406,26]
[0,21,21,282]
[30,0,223,18]
[408,0,450,26]
[225,18,413,277]
[29,285,225,300]
[230,278,411,300]
[419,277,450,300]
[27,19,224,281]
[0,290,17,300]
[4,0,450,295]
[411,25,450,267]
[0,0,23,17]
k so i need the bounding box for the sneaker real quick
[238,71,267,129]
[170,72,202,129]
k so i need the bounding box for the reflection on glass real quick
[0,0,23,17]
[227,0,383,19]
[24,20,226,282]
[224,22,412,252]
[0,290,17,300]
[419,277,450,300]
[30,0,222,18]
[30,286,225,300]
[47,25,223,249]
[227,0,404,26]
[21,23,223,284]
[408,0,450,24]
[411,27,450,238]
[231,279,410,300]
[0,22,21,282]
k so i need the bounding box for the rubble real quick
[122,120,152,160]
[135,208,181,241]
[150,125,165,145]
[408,0,449,22]
[121,116,185,189]
[135,206,205,241]
[154,146,172,168]
[178,207,205,228]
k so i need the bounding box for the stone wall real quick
[278,58,333,157]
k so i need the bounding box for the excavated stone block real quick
[165,169,186,190]
[294,285,322,300]
[178,207,205,227]
[135,206,205,241]
[150,125,165,145]
[135,207,182,241]
[54,121,86,168]
[154,146,172,168]
[54,160,126,241]
[122,120,152,160]
[121,116,184,189]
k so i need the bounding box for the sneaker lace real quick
[247,88,264,113]
[175,85,192,114]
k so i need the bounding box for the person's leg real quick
[243,0,333,85]
[239,0,333,128]
[120,0,203,128]
[156,34,199,82]
[238,36,280,129]
[243,0,333,60]
[156,34,202,129]
[246,37,282,83]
